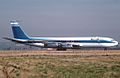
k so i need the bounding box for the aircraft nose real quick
[117,42,119,46]
[114,41,119,46]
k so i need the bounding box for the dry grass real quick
[0,50,120,78]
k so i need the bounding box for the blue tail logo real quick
[10,21,29,39]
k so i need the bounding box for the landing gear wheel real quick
[104,47,108,50]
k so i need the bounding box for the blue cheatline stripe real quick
[49,40,113,43]
[30,38,113,43]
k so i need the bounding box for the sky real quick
[0,0,120,42]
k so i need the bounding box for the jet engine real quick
[44,42,73,48]
[44,42,59,48]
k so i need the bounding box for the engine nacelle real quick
[72,45,80,48]
[44,42,73,48]
[44,42,59,48]
[61,43,73,48]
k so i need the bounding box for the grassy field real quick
[0,50,120,78]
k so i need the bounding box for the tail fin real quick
[10,20,30,39]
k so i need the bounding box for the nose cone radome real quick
[113,41,119,46]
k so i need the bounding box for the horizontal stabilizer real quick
[3,37,27,43]
[3,37,47,43]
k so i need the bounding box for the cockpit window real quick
[111,39,114,41]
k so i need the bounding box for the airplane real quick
[3,20,119,50]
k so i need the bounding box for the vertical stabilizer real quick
[10,20,29,39]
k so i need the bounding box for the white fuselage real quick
[30,37,118,48]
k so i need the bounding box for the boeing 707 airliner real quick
[4,20,119,50]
